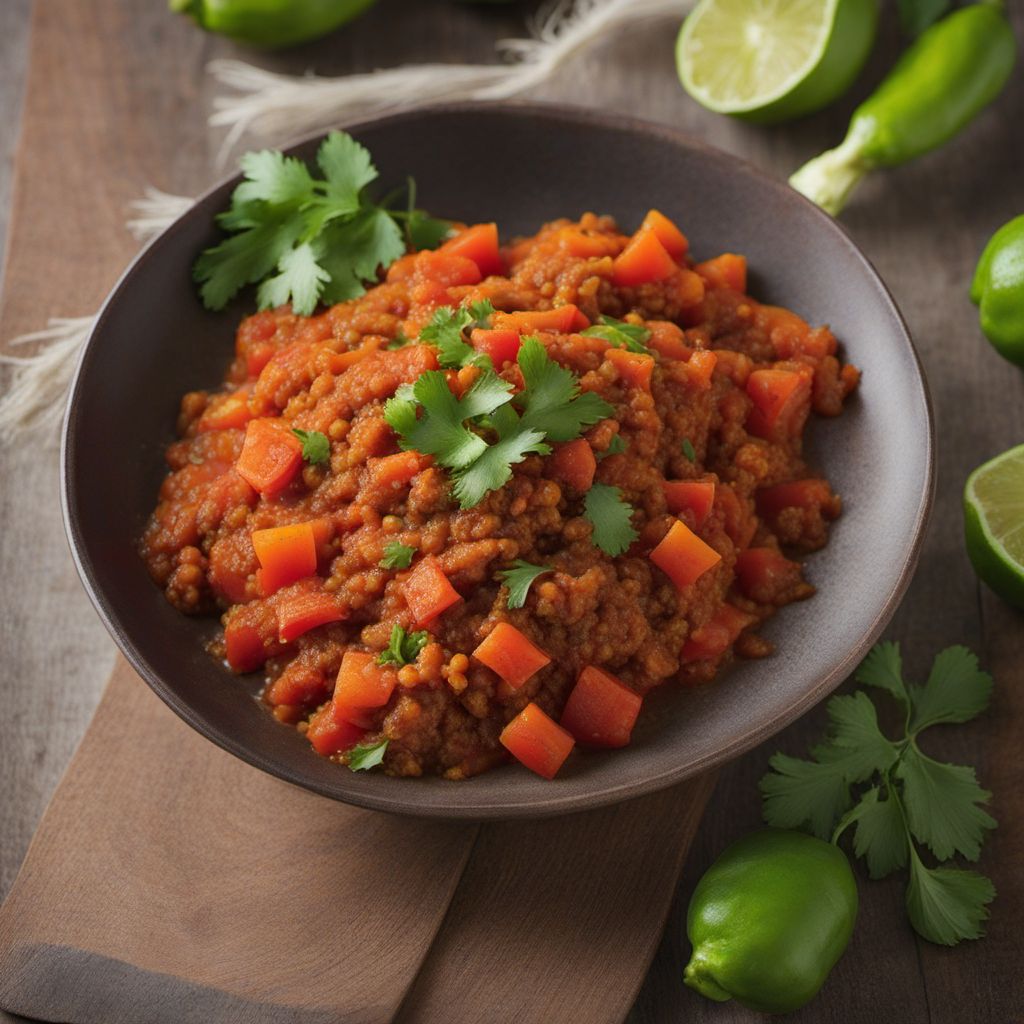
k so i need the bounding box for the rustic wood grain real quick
[1,0,1023,1021]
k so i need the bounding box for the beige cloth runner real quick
[0,659,714,1023]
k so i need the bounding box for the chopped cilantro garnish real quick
[581,315,651,354]
[292,428,330,465]
[377,624,429,666]
[583,483,638,556]
[193,131,450,316]
[681,438,696,461]
[348,739,389,772]
[380,540,416,569]
[418,300,499,368]
[468,298,495,330]
[384,338,612,510]
[598,434,628,460]
[497,560,552,609]
[761,642,996,946]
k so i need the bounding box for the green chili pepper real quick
[791,1,1016,215]
[684,829,858,1014]
[169,0,377,48]
[972,214,1024,366]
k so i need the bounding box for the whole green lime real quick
[676,0,878,124]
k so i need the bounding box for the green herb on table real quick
[193,131,451,316]
[348,739,389,772]
[384,337,613,510]
[292,428,330,465]
[377,624,429,667]
[581,315,651,354]
[379,540,416,570]
[760,641,996,945]
[497,560,553,609]
[584,483,638,557]
[681,437,696,461]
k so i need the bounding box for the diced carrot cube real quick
[560,665,642,749]
[684,350,717,389]
[439,223,504,277]
[197,387,253,433]
[613,229,677,288]
[415,250,483,288]
[640,209,689,260]
[470,327,522,367]
[306,704,366,757]
[650,520,722,590]
[252,521,317,596]
[473,622,551,690]
[494,304,590,334]
[548,438,597,492]
[500,702,575,779]
[663,480,715,530]
[235,418,303,495]
[405,555,462,627]
[680,605,756,663]
[277,589,346,643]
[333,650,396,714]
[695,253,747,293]
[606,348,654,391]
[745,368,812,440]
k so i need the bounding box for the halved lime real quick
[676,0,878,124]
[964,444,1024,610]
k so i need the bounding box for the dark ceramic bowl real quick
[62,103,933,819]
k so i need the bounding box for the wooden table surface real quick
[1,2,1021,1021]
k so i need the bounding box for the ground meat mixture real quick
[141,211,859,780]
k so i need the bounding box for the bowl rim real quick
[60,100,935,819]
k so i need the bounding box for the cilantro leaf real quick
[497,560,553,609]
[895,746,996,861]
[854,640,909,707]
[840,786,908,879]
[468,299,495,330]
[451,404,547,509]
[377,624,429,667]
[292,428,330,466]
[407,209,454,250]
[906,848,995,946]
[907,645,993,733]
[825,692,899,777]
[760,751,854,840]
[380,541,416,570]
[598,434,628,460]
[581,315,651,354]
[681,438,696,462]
[516,337,614,442]
[583,483,638,557]
[420,305,476,369]
[348,739,389,772]
[194,131,435,316]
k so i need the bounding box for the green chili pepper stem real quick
[789,119,875,217]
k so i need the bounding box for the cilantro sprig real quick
[584,483,638,556]
[581,315,651,354]
[419,300,496,369]
[194,131,451,316]
[760,642,996,946]
[292,428,330,465]
[348,739,389,772]
[377,625,429,667]
[497,560,553,609]
[384,337,613,509]
[379,540,416,570]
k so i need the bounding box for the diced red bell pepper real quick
[500,702,575,780]
[663,480,715,530]
[306,703,366,757]
[473,622,551,690]
[548,438,596,492]
[439,222,504,277]
[277,589,346,643]
[494,304,590,334]
[695,253,747,293]
[650,520,722,590]
[404,555,462,627]
[332,650,396,713]
[197,387,253,433]
[734,547,802,603]
[613,229,677,288]
[560,665,642,749]
[680,605,756,663]
[470,327,522,367]
[640,209,689,261]
[235,418,303,495]
[745,368,812,440]
[252,521,317,596]
[606,348,654,391]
